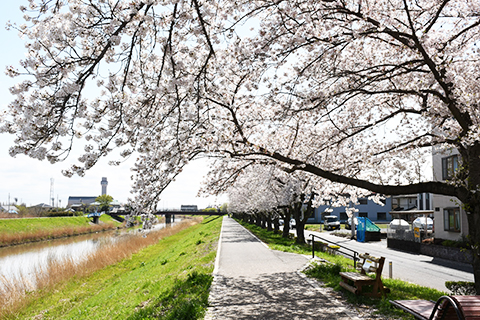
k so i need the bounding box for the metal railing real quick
[309,233,360,268]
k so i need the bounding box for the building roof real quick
[0,205,18,214]
[67,196,98,207]
[31,203,53,208]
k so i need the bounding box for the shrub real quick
[445,281,476,295]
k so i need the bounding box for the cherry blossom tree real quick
[3,0,480,291]
[221,164,288,230]
[204,160,324,243]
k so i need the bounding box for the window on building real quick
[442,155,459,180]
[377,212,386,220]
[340,212,348,222]
[444,208,460,232]
[358,199,368,205]
[359,212,368,218]
[392,198,399,207]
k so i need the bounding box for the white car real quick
[413,217,434,231]
[389,219,410,230]
[345,217,358,230]
[323,215,340,231]
[290,219,296,228]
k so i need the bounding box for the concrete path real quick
[205,217,368,320]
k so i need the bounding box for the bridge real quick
[155,210,224,224]
[90,210,224,224]
[154,210,224,216]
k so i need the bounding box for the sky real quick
[0,3,226,209]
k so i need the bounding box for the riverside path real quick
[205,216,371,320]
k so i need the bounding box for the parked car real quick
[290,219,296,229]
[345,217,358,230]
[323,215,340,231]
[389,219,411,230]
[413,217,434,232]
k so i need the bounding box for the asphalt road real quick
[300,229,474,293]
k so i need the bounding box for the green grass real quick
[9,216,223,320]
[238,219,446,320]
[0,215,121,234]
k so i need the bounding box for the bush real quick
[440,239,469,249]
[445,281,476,295]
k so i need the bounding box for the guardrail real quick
[309,234,359,268]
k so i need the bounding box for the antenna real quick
[50,178,54,207]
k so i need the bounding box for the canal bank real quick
[0,215,123,247]
[1,216,222,319]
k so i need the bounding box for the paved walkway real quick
[205,217,366,320]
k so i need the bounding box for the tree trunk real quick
[296,219,306,244]
[256,213,262,227]
[282,209,291,238]
[267,216,273,231]
[273,217,279,233]
[294,193,315,244]
[466,202,480,294]
[293,202,305,244]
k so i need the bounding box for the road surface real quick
[301,229,473,293]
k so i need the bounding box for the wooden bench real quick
[339,253,388,298]
[390,295,480,320]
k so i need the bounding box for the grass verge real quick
[0,215,121,247]
[3,215,222,320]
[238,219,446,320]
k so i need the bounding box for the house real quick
[30,203,53,209]
[431,147,467,241]
[67,196,97,211]
[0,204,18,214]
[308,196,392,224]
[389,193,433,221]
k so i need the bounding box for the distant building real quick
[101,177,108,195]
[308,196,392,223]
[31,203,53,209]
[0,205,18,214]
[181,205,198,212]
[67,196,97,211]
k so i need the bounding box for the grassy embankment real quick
[2,215,223,320]
[0,215,121,247]
[238,220,445,320]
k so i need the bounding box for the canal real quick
[0,221,173,291]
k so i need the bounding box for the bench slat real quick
[339,272,372,281]
[389,299,434,320]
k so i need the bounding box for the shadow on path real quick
[207,272,357,320]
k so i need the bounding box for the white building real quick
[432,147,467,241]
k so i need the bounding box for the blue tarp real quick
[356,217,380,242]
[357,217,366,242]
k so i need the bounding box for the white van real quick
[323,215,340,231]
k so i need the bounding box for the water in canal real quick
[0,222,171,290]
